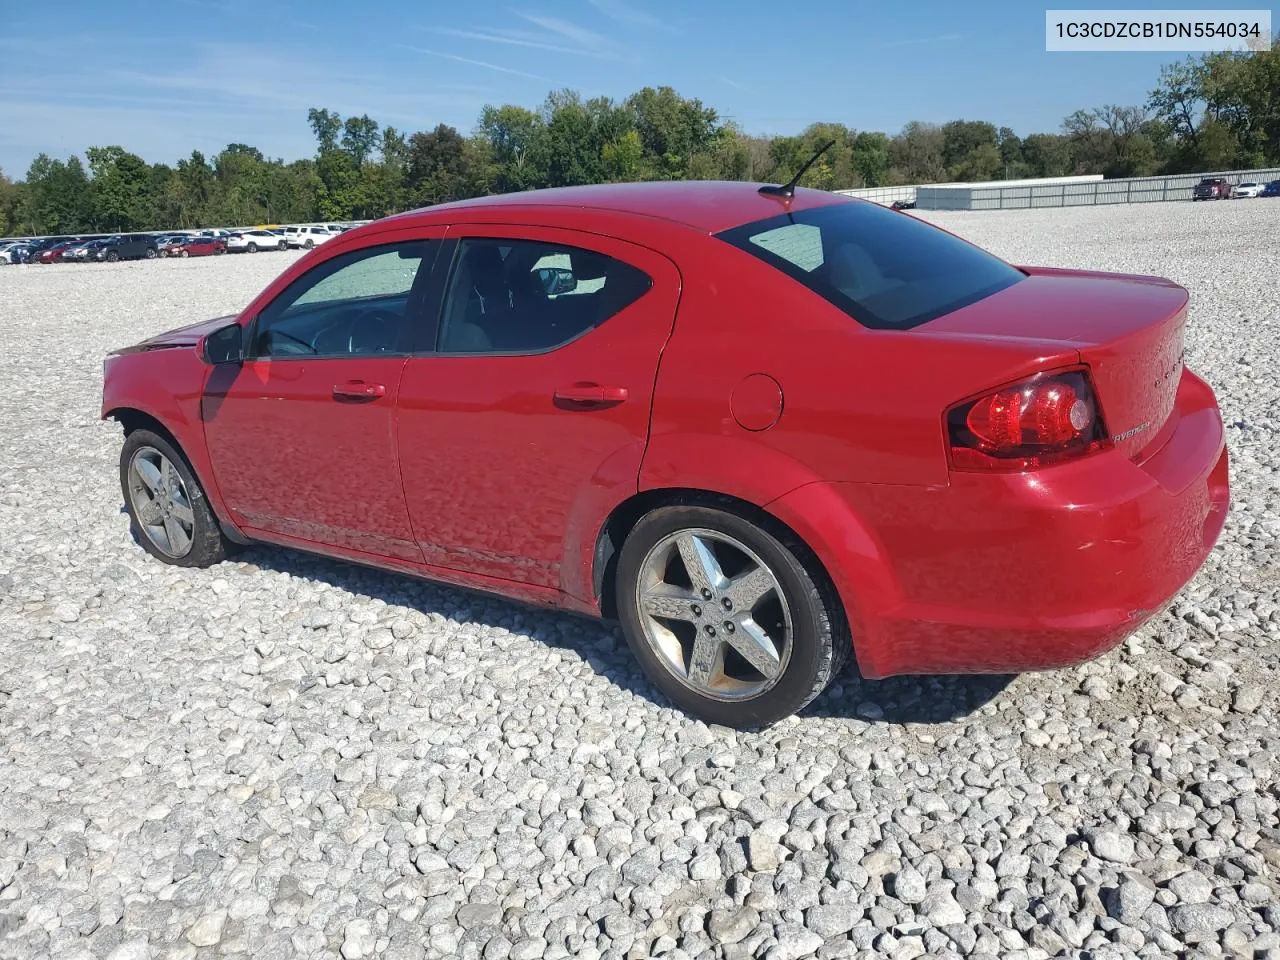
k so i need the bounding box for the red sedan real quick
[100,181,1228,727]
[37,241,78,264]
[164,236,226,258]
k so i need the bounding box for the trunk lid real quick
[923,267,1188,459]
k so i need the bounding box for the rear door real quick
[396,226,681,591]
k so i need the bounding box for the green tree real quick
[22,153,92,233]
[997,127,1027,178]
[941,120,1000,179]
[406,124,471,205]
[0,168,15,235]
[1202,41,1280,165]
[851,131,890,187]
[342,115,380,167]
[602,129,647,182]
[308,108,343,154]
[1021,133,1074,177]
[888,122,946,183]
[625,86,719,179]
[477,104,548,192]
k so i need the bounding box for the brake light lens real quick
[947,369,1109,471]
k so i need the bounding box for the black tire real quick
[106,250,119,263]
[180,250,189,258]
[304,239,314,250]
[247,242,257,253]
[278,241,287,251]
[145,248,156,259]
[119,429,229,568]
[615,504,849,728]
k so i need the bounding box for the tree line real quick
[1,42,1276,237]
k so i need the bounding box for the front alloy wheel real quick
[127,447,195,558]
[120,429,228,567]
[616,504,849,728]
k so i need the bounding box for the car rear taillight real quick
[947,368,1109,471]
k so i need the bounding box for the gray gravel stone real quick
[890,866,927,905]
[1108,875,1157,924]
[1169,903,1232,935]
[184,909,226,947]
[1168,870,1214,905]
[708,906,760,945]
[1086,830,1135,864]
[805,904,862,938]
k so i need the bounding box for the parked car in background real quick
[1259,180,1280,198]
[227,230,287,253]
[1231,181,1264,199]
[37,240,79,263]
[165,236,226,258]
[0,241,31,263]
[1193,177,1232,200]
[63,240,105,262]
[80,240,113,262]
[284,225,339,249]
[95,234,160,262]
[100,180,1230,727]
[56,242,82,262]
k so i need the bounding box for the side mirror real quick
[201,322,245,365]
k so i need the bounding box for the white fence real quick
[835,174,1103,207]
[915,168,1280,210]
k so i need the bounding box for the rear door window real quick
[717,201,1025,330]
[436,238,652,354]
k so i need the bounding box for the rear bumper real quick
[773,368,1229,678]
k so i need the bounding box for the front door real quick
[397,226,681,589]
[203,238,442,561]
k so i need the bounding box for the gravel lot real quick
[1,200,1278,960]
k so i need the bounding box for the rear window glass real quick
[716,201,1025,330]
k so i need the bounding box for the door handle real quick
[332,380,386,400]
[553,383,629,407]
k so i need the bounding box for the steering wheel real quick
[346,308,402,353]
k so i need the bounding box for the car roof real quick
[382,181,848,235]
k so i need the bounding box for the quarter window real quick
[250,242,437,358]
[437,238,651,354]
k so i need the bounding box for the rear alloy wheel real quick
[304,239,314,250]
[106,251,119,262]
[247,242,258,253]
[145,248,156,259]
[180,250,189,258]
[616,505,848,728]
[120,429,228,567]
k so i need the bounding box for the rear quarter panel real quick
[643,237,1082,495]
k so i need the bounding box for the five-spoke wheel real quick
[127,447,196,558]
[119,429,229,567]
[635,528,791,701]
[617,504,848,728]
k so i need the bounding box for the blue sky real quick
[0,0,1218,176]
